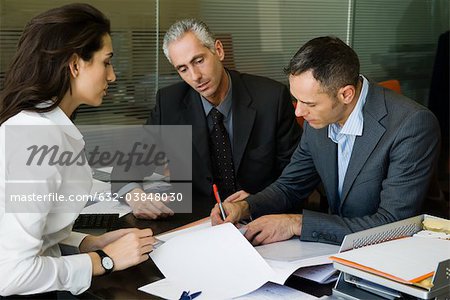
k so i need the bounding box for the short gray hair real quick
[163,19,216,64]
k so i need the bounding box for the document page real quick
[83,179,132,217]
[142,220,340,299]
[156,218,211,242]
[139,279,318,300]
[255,238,339,262]
[236,282,318,299]
[149,223,275,299]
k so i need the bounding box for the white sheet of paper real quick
[156,219,211,242]
[139,279,318,300]
[145,172,168,181]
[156,220,248,242]
[265,256,334,285]
[153,220,337,286]
[90,178,111,194]
[139,278,185,300]
[143,180,172,192]
[96,166,113,173]
[80,199,132,218]
[236,282,318,299]
[255,238,339,262]
[83,179,132,217]
[150,223,275,299]
[332,236,450,282]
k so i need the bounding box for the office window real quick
[352,0,449,105]
[1,0,445,124]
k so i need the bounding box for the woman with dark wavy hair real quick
[0,3,155,297]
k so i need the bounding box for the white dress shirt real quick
[0,107,93,296]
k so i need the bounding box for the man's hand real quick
[211,191,250,226]
[126,188,174,219]
[224,190,250,203]
[244,214,302,246]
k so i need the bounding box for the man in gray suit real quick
[211,36,441,245]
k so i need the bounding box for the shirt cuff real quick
[64,253,93,295]
[60,231,89,248]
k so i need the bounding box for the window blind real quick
[1,0,447,125]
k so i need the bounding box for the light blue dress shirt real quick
[328,75,369,199]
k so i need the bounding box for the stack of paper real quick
[330,236,450,286]
[254,238,339,284]
[146,223,274,299]
[293,264,339,284]
[139,221,339,299]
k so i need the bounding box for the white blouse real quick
[0,107,93,296]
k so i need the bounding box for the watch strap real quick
[95,249,114,275]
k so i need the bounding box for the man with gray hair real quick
[113,19,301,219]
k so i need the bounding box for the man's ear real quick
[339,85,356,104]
[68,53,80,78]
[214,39,225,61]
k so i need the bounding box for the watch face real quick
[102,257,114,270]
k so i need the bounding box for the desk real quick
[80,212,334,299]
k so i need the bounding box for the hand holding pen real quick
[210,188,252,226]
[213,184,227,220]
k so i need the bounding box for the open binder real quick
[331,214,450,299]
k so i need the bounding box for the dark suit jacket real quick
[246,81,441,244]
[113,70,301,215]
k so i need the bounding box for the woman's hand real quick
[89,228,155,275]
[80,228,140,252]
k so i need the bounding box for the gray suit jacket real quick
[246,81,441,244]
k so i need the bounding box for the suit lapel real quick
[340,83,387,206]
[182,90,212,173]
[229,71,256,172]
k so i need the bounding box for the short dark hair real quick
[284,36,360,95]
[0,3,111,125]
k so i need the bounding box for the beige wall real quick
[0,0,204,29]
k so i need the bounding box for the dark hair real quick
[284,36,360,95]
[0,3,111,125]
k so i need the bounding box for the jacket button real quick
[312,232,318,238]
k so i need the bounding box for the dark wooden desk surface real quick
[80,212,334,299]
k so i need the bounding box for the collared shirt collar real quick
[40,104,84,140]
[328,75,369,139]
[201,71,233,119]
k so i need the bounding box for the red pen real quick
[213,184,227,220]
